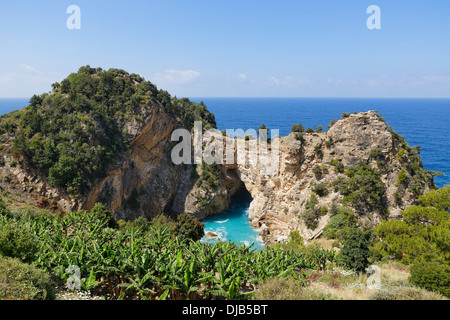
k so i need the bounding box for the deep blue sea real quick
[1,97,449,249]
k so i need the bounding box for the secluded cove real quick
[200,191,264,250]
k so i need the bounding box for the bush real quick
[339,228,371,273]
[409,262,450,297]
[89,203,118,228]
[301,195,321,230]
[291,123,304,133]
[0,255,56,300]
[396,168,409,187]
[312,183,328,197]
[0,218,39,263]
[173,213,205,241]
[305,127,314,133]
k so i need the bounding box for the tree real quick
[339,228,371,273]
[291,123,304,133]
[374,186,450,264]
[173,213,205,241]
[409,261,450,297]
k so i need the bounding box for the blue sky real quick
[0,0,449,98]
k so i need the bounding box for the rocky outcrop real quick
[232,111,435,244]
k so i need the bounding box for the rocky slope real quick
[0,67,436,245]
[231,111,435,244]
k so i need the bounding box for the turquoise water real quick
[200,192,264,250]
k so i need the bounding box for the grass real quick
[252,261,448,300]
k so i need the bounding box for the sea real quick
[1,97,449,249]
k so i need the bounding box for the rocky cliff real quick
[0,67,436,245]
[231,111,435,244]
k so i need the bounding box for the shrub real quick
[315,125,323,133]
[339,228,372,273]
[0,218,39,263]
[312,183,328,197]
[173,213,205,241]
[327,119,338,129]
[294,132,304,142]
[314,144,323,158]
[301,195,321,230]
[0,255,56,300]
[341,112,351,119]
[305,127,314,133]
[291,123,304,133]
[409,262,450,298]
[396,168,409,187]
[330,159,344,173]
[89,203,118,228]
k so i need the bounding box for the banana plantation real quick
[0,205,339,300]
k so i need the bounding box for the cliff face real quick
[232,111,435,244]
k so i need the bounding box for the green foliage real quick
[370,148,382,158]
[314,144,323,158]
[312,164,322,178]
[0,216,39,263]
[374,186,450,265]
[332,162,387,215]
[396,168,409,187]
[0,256,55,300]
[311,183,328,197]
[327,118,338,129]
[89,203,118,228]
[294,132,304,142]
[409,261,450,297]
[322,206,356,241]
[173,213,205,241]
[340,112,351,119]
[339,228,372,273]
[3,66,216,195]
[291,123,304,133]
[301,194,321,230]
[305,127,314,133]
[330,158,344,173]
[196,161,223,189]
[315,125,323,133]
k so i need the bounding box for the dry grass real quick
[252,261,448,300]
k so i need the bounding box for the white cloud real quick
[238,73,247,81]
[152,69,201,85]
[20,64,43,74]
[266,76,311,87]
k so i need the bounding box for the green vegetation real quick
[330,158,344,173]
[291,123,304,133]
[1,66,216,194]
[322,206,356,241]
[301,194,322,230]
[0,255,56,300]
[195,161,223,189]
[332,162,387,216]
[340,228,372,273]
[374,186,450,297]
[0,201,331,300]
[172,213,205,241]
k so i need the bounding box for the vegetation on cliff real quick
[0,66,216,195]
